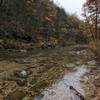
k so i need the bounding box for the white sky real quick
[53,0,86,19]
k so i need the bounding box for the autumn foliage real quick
[83,0,100,58]
[0,0,88,49]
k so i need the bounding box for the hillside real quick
[0,0,87,49]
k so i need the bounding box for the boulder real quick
[14,70,32,78]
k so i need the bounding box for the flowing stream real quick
[34,66,89,100]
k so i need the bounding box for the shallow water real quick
[35,66,89,100]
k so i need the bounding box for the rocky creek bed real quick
[35,67,88,100]
[0,46,100,100]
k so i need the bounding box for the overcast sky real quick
[53,0,86,19]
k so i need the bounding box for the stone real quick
[14,70,32,78]
[20,70,28,78]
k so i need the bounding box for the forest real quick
[0,0,88,49]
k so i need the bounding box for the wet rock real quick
[14,70,32,78]
[20,70,28,78]
[4,90,25,100]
